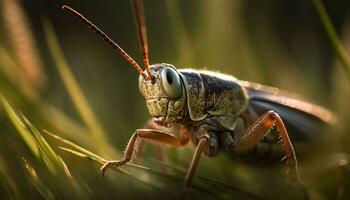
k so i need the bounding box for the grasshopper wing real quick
[240,81,336,141]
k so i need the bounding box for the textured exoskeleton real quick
[138,63,335,161]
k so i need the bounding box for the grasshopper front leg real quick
[100,123,210,187]
[100,128,188,176]
[234,110,309,199]
[132,120,167,162]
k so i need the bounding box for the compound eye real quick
[161,67,182,99]
[138,75,144,96]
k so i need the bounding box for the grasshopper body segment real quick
[177,69,206,121]
[179,69,249,129]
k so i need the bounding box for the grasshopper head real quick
[61,6,188,127]
[61,5,187,127]
[138,63,187,127]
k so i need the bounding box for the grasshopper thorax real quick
[138,63,187,127]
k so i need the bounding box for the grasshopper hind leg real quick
[228,111,309,199]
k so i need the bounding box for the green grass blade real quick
[59,147,93,162]
[42,18,117,156]
[312,0,350,79]
[58,146,131,176]
[59,147,105,165]
[44,130,107,163]
[57,156,85,197]
[21,114,61,174]
[0,94,40,157]
[1,94,66,174]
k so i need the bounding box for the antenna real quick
[62,5,147,79]
[131,0,154,79]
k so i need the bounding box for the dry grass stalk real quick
[1,0,46,97]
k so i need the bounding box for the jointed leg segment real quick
[100,125,209,187]
[234,110,309,199]
[100,129,187,176]
[235,110,300,181]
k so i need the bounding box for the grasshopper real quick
[62,1,336,197]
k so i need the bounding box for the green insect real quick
[62,1,336,198]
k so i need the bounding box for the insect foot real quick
[283,159,309,200]
[100,160,127,177]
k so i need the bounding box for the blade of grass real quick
[0,94,40,157]
[42,18,117,156]
[46,131,131,176]
[1,94,69,174]
[45,130,134,177]
[58,147,106,165]
[44,130,107,163]
[58,146,132,177]
[311,0,350,79]
[57,156,85,197]
[21,114,61,174]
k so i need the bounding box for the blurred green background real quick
[1,0,350,199]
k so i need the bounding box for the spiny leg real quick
[234,110,309,199]
[100,129,188,176]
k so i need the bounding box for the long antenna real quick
[131,0,153,79]
[61,5,147,79]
